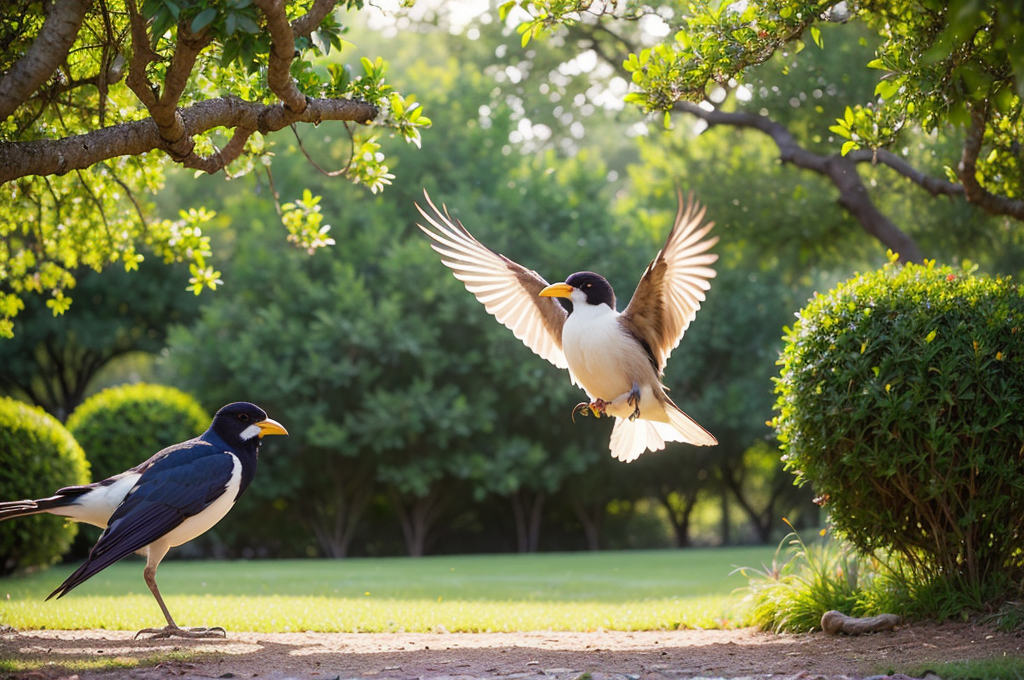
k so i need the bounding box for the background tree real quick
[11,1,1021,557]
[506,0,1023,263]
[0,260,198,420]
[0,0,429,336]
[150,2,1024,556]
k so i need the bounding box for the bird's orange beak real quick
[539,282,574,299]
[257,418,289,437]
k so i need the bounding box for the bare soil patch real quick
[1,623,1020,680]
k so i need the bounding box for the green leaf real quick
[163,0,181,20]
[874,78,900,100]
[829,123,851,139]
[191,7,217,33]
[810,26,823,49]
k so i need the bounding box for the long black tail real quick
[0,496,70,521]
[0,486,91,521]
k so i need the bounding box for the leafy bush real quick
[774,256,1024,600]
[66,384,209,481]
[0,397,90,574]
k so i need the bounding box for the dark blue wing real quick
[48,439,235,599]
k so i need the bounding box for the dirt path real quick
[2,623,1021,680]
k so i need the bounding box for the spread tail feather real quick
[608,402,716,462]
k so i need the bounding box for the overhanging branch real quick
[958,108,1024,220]
[0,96,378,184]
[255,0,309,114]
[0,0,92,121]
[673,101,925,262]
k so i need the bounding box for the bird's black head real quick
[209,402,288,447]
[565,271,616,310]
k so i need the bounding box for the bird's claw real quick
[627,389,641,421]
[134,625,227,640]
[572,399,608,422]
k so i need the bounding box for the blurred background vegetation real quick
[3,1,1023,562]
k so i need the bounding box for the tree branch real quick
[0,96,378,184]
[291,0,338,39]
[146,24,213,161]
[958,107,1024,219]
[254,0,308,114]
[125,0,159,110]
[848,148,963,197]
[0,0,92,122]
[673,101,925,262]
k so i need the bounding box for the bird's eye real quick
[239,414,250,422]
[585,283,591,289]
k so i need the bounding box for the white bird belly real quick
[159,453,242,549]
[563,308,632,398]
[562,305,670,423]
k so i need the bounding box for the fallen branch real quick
[821,610,901,635]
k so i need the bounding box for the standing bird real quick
[0,402,287,639]
[416,190,718,463]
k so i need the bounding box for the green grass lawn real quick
[0,547,776,632]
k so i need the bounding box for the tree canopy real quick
[0,0,429,337]
[508,0,1023,262]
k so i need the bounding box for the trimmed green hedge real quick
[774,258,1024,596]
[0,397,90,574]
[66,383,209,481]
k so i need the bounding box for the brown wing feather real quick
[620,190,718,373]
[416,191,570,370]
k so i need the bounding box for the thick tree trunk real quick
[305,469,374,558]
[510,490,545,553]
[655,489,698,548]
[571,499,604,551]
[391,486,443,557]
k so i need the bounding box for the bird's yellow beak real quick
[257,418,289,437]
[539,282,574,299]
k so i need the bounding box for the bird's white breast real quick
[159,453,242,549]
[562,303,637,401]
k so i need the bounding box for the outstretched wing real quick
[620,190,718,373]
[416,190,569,369]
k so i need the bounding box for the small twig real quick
[74,168,114,247]
[263,164,284,217]
[290,124,348,177]
[104,162,148,228]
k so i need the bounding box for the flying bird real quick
[416,190,718,462]
[0,401,287,639]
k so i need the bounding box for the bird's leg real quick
[626,385,642,421]
[134,560,226,640]
[607,385,643,420]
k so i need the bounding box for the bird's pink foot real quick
[134,625,226,640]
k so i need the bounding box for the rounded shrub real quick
[66,383,209,481]
[0,397,90,574]
[773,257,1024,597]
